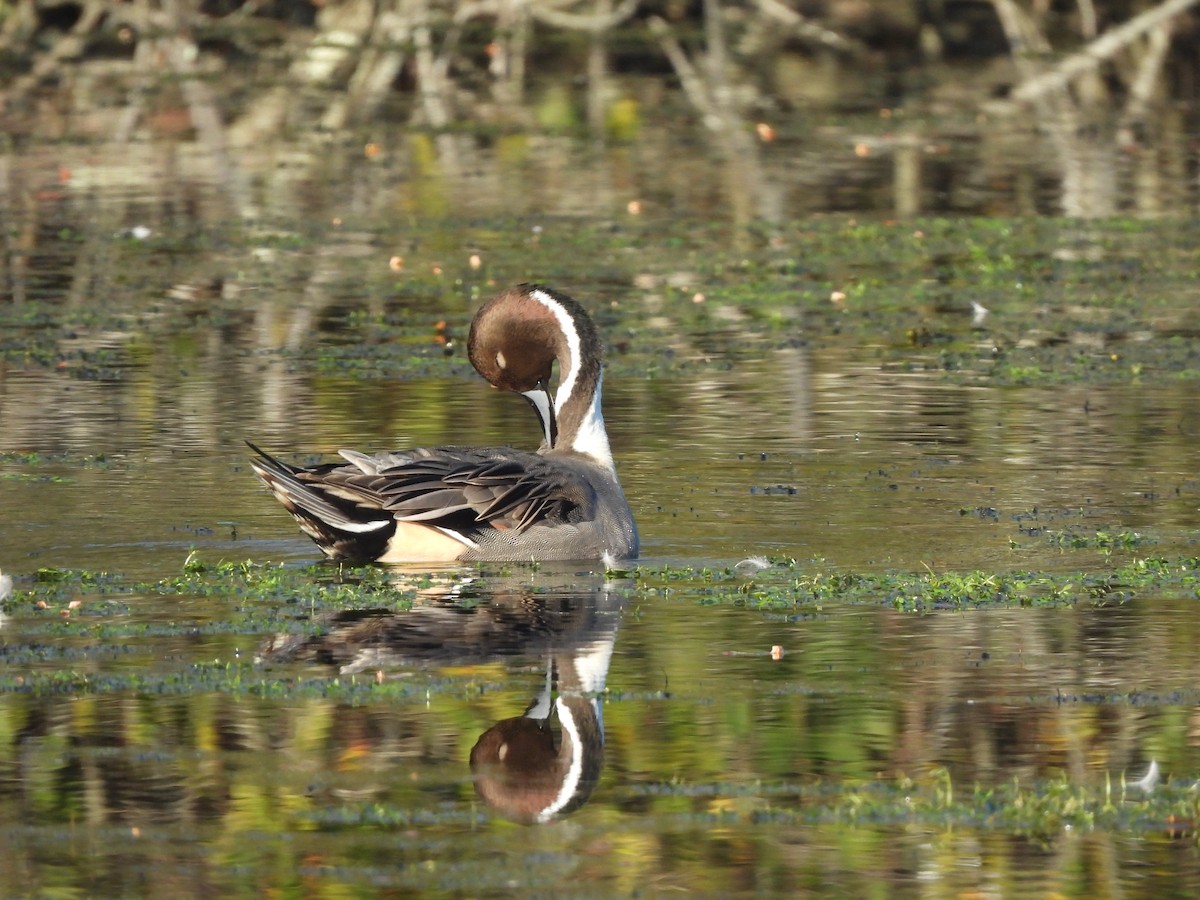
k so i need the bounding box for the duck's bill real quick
[521,380,557,448]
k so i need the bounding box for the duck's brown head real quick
[468,284,606,456]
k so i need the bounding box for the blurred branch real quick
[1,0,105,107]
[409,0,464,173]
[990,0,1195,218]
[335,6,413,127]
[529,0,639,33]
[451,1,503,24]
[1003,0,1200,104]
[648,15,721,127]
[1076,0,1098,39]
[753,0,866,55]
[410,0,453,132]
[649,7,779,225]
[1119,20,1174,138]
[166,1,250,213]
[0,2,38,56]
[703,0,729,113]
[990,0,1056,96]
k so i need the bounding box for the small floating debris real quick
[117,225,152,241]
[750,484,797,495]
[1130,759,1159,794]
[733,556,772,574]
[0,569,10,627]
[721,643,787,659]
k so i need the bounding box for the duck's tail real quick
[246,441,394,559]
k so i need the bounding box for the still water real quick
[3,135,1200,894]
[3,353,1200,895]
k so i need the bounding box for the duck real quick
[248,284,639,564]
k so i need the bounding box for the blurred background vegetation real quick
[4,0,1200,221]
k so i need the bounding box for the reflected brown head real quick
[469,716,563,824]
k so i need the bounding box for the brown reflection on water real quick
[260,576,623,825]
[881,602,1198,782]
[612,595,1200,778]
[8,69,1200,229]
[4,582,1200,894]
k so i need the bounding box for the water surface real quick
[3,147,1200,896]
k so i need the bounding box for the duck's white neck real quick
[529,288,615,471]
[567,377,614,471]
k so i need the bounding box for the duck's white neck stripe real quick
[528,288,614,470]
[529,288,581,418]
[537,697,587,823]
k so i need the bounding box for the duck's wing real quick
[343,446,589,532]
[247,442,590,544]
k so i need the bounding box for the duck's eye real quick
[495,350,507,370]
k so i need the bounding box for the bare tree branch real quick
[753,0,865,55]
[1120,20,1174,136]
[1,0,106,107]
[409,0,453,131]
[529,0,639,33]
[1009,0,1200,104]
[648,16,720,127]
[1076,0,1098,40]
[648,11,779,225]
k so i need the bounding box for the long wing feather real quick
[250,443,589,539]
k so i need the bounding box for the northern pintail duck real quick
[248,284,638,564]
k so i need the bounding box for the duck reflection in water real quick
[257,574,623,824]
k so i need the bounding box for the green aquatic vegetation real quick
[157,557,420,612]
[622,768,1200,842]
[0,647,524,702]
[0,472,72,483]
[248,230,308,250]
[6,216,1200,386]
[6,558,418,617]
[1037,529,1153,551]
[301,806,488,830]
[996,363,1048,384]
[0,660,448,701]
[0,642,139,664]
[13,554,1200,624]
[27,567,124,596]
[635,555,1200,612]
[0,450,113,467]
